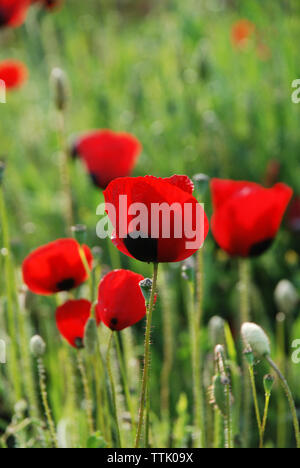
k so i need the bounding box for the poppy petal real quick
[56,299,92,348]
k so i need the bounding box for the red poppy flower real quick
[211,179,293,257]
[103,175,209,263]
[22,238,93,295]
[96,270,147,331]
[231,19,255,48]
[0,60,28,90]
[56,299,92,348]
[0,0,30,28]
[72,129,142,189]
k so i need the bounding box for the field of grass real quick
[1,0,300,449]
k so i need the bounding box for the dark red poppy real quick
[72,129,142,189]
[0,60,28,89]
[211,179,293,257]
[22,238,93,295]
[56,299,92,348]
[96,270,146,331]
[286,196,300,233]
[104,175,209,263]
[0,0,30,28]
[231,19,255,48]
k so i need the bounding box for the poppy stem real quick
[37,357,58,448]
[276,313,287,448]
[248,364,262,446]
[0,184,22,402]
[106,331,122,447]
[77,351,94,435]
[239,258,251,447]
[266,356,300,448]
[135,262,159,448]
[114,332,136,441]
[260,391,271,448]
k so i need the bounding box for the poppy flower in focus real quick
[211,179,293,258]
[0,0,29,28]
[96,270,147,331]
[22,238,93,295]
[0,60,28,90]
[231,19,255,48]
[104,175,209,264]
[56,299,93,348]
[72,129,142,189]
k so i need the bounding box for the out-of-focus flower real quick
[231,19,255,48]
[274,279,299,315]
[210,179,293,258]
[286,196,300,233]
[0,0,30,28]
[56,299,94,348]
[22,239,93,295]
[72,130,142,190]
[96,270,147,331]
[0,60,28,89]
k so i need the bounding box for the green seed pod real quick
[211,374,227,416]
[139,278,153,304]
[192,173,210,199]
[241,322,271,357]
[274,279,299,315]
[50,67,68,111]
[30,335,46,357]
[263,374,275,395]
[84,318,98,355]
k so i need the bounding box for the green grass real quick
[0,0,300,448]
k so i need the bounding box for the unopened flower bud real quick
[210,374,227,416]
[192,173,210,198]
[30,335,46,357]
[263,374,275,395]
[208,316,225,346]
[84,318,98,355]
[274,279,299,315]
[50,67,68,111]
[71,224,87,244]
[241,322,271,357]
[243,345,255,366]
[139,278,153,304]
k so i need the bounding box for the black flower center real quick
[123,234,158,263]
[110,318,118,330]
[249,238,274,257]
[0,10,7,27]
[56,278,76,291]
[90,173,100,187]
[74,337,84,349]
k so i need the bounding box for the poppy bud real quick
[208,316,225,346]
[210,374,227,417]
[84,318,98,355]
[192,173,210,198]
[243,345,255,367]
[30,335,46,357]
[139,278,153,304]
[263,374,275,395]
[274,279,299,315]
[50,67,68,111]
[241,322,271,357]
[0,160,6,185]
[71,224,87,245]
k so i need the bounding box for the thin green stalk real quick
[0,186,22,402]
[260,392,271,448]
[248,365,262,445]
[37,357,58,448]
[239,258,251,447]
[276,313,286,448]
[266,356,300,448]
[77,351,94,435]
[106,331,122,447]
[135,263,159,448]
[114,332,136,441]
[214,408,222,448]
[57,110,73,234]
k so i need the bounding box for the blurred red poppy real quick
[22,238,93,295]
[96,270,146,331]
[31,0,62,10]
[231,19,255,48]
[56,299,92,348]
[0,60,28,89]
[104,175,209,263]
[0,0,30,28]
[72,129,142,189]
[286,196,300,233]
[211,179,293,257]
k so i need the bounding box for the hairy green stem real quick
[77,351,94,435]
[248,365,262,446]
[106,331,122,447]
[260,392,271,448]
[37,358,58,448]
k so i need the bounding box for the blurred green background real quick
[1,0,300,448]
